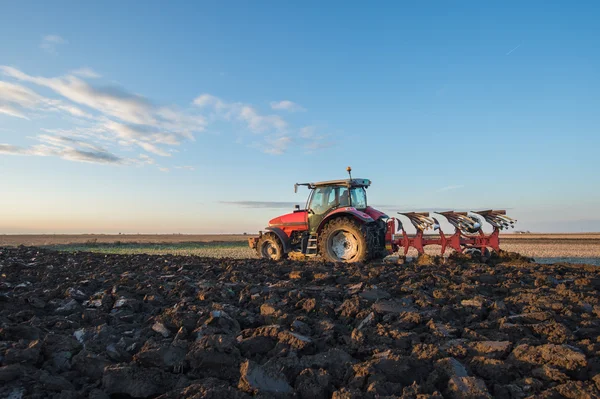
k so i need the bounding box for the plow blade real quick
[472,210,516,230]
[435,211,480,234]
[397,212,435,231]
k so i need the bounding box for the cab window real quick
[351,187,367,209]
[309,187,331,215]
[310,186,350,214]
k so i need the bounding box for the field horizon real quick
[2,233,599,262]
[2,232,600,245]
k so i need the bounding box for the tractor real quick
[248,167,517,263]
[248,167,388,263]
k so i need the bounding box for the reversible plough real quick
[385,210,516,256]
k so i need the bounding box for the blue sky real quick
[1,1,599,233]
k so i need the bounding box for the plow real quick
[386,210,516,258]
[249,167,516,263]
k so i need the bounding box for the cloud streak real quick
[270,100,305,112]
[437,185,464,192]
[0,142,123,164]
[40,35,66,54]
[0,80,91,119]
[506,43,522,56]
[221,201,298,209]
[70,67,101,79]
[2,66,168,126]
[222,201,404,210]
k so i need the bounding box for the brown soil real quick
[1,247,599,398]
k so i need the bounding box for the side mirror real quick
[294,184,298,193]
[294,205,300,211]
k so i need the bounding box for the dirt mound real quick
[1,246,599,398]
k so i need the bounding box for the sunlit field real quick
[42,241,256,259]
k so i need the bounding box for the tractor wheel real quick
[318,217,368,263]
[256,233,286,261]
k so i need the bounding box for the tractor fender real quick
[264,227,291,252]
[317,208,375,233]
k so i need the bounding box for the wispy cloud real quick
[0,65,337,165]
[0,142,123,164]
[270,100,305,112]
[299,125,335,153]
[240,105,287,132]
[0,104,28,119]
[1,66,186,127]
[506,43,522,56]
[175,165,195,171]
[70,67,101,79]
[437,185,464,192]
[158,167,169,172]
[221,201,298,209]
[0,144,29,155]
[299,126,316,139]
[0,66,205,163]
[194,93,291,154]
[40,35,67,54]
[262,135,292,155]
[0,80,91,119]
[139,154,155,165]
[194,94,287,133]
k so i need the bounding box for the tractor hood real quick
[268,210,308,227]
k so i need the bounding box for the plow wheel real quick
[319,217,368,263]
[256,233,286,261]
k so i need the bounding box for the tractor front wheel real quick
[256,233,286,261]
[319,217,368,263]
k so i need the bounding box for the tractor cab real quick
[296,178,372,234]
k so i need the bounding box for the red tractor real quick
[248,167,388,262]
[248,167,516,262]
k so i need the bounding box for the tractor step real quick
[305,235,318,256]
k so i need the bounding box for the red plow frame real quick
[385,210,516,256]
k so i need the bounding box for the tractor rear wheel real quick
[256,233,286,261]
[318,217,368,263]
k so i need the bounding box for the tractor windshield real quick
[351,187,367,209]
[309,185,367,213]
